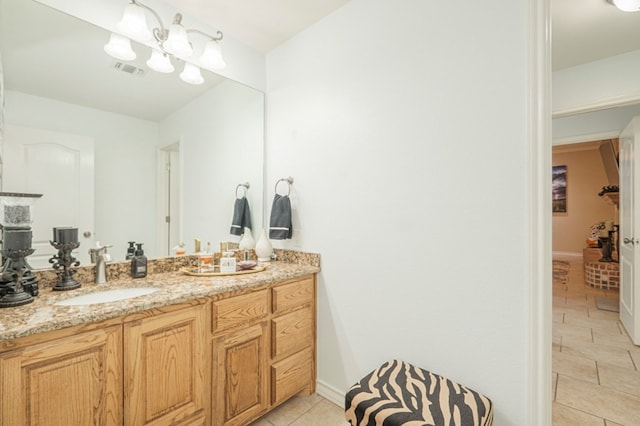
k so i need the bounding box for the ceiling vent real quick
[113,62,145,77]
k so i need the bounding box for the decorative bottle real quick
[239,227,255,249]
[255,229,273,262]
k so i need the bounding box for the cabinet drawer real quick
[271,349,313,405]
[213,290,268,333]
[271,307,312,359]
[272,277,314,314]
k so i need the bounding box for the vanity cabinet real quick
[0,271,317,426]
[0,325,123,426]
[210,275,317,424]
[270,276,316,406]
[124,304,209,426]
[0,304,207,426]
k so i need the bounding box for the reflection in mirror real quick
[0,0,264,267]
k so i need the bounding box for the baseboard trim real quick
[316,379,344,407]
[552,251,582,259]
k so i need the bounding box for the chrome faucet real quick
[89,243,112,284]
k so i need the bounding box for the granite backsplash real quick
[33,249,320,289]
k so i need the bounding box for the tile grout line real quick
[554,400,607,423]
[285,397,324,425]
[629,349,638,372]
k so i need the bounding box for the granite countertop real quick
[0,261,319,342]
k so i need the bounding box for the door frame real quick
[528,0,552,424]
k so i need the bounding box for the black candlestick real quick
[0,248,36,307]
[599,236,614,262]
[49,240,81,291]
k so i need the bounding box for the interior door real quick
[2,125,94,268]
[619,117,640,345]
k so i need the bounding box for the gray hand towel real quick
[230,197,252,236]
[269,194,292,240]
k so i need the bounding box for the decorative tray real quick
[179,264,267,277]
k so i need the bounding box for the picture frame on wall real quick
[552,165,567,213]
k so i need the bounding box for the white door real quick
[619,117,640,345]
[2,125,94,268]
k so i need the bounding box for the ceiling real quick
[552,0,640,70]
[164,0,352,53]
[2,0,640,121]
[171,0,640,70]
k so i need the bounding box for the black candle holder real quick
[0,248,36,307]
[49,240,81,291]
[599,236,614,262]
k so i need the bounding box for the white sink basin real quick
[54,287,159,306]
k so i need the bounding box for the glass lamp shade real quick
[199,40,226,70]
[146,49,175,73]
[104,33,136,61]
[163,24,193,57]
[179,63,204,85]
[117,3,152,40]
[612,0,640,11]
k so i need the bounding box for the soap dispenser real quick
[126,241,136,260]
[131,243,147,278]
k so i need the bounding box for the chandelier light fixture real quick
[607,0,640,12]
[104,0,226,85]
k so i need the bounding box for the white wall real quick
[265,0,529,423]
[159,80,264,250]
[4,90,158,260]
[553,103,640,142]
[553,49,640,116]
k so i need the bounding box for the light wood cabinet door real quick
[124,305,208,426]
[0,325,123,426]
[212,322,268,426]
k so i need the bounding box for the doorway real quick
[550,105,640,423]
[157,142,182,257]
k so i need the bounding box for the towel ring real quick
[275,177,294,196]
[235,182,250,199]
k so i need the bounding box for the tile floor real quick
[553,257,640,425]
[250,257,640,426]
[249,393,349,426]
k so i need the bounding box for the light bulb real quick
[612,0,640,12]
[163,24,193,57]
[199,39,226,70]
[146,49,174,73]
[104,33,136,61]
[179,63,204,85]
[117,3,152,40]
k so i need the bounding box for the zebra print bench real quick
[345,360,493,426]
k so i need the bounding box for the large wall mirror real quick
[0,0,264,267]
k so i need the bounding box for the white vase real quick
[255,229,273,262]
[238,227,255,249]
